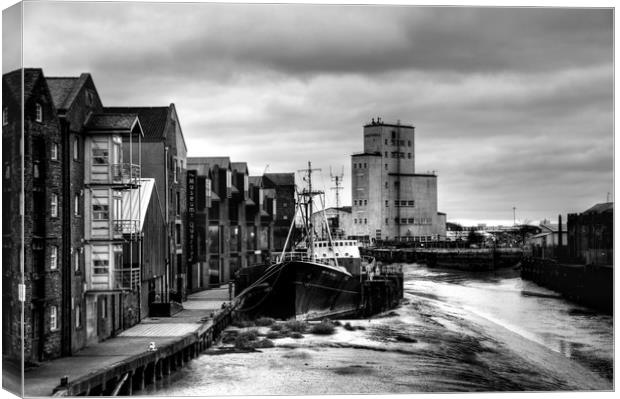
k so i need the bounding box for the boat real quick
[234,162,378,320]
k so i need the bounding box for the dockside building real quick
[350,118,446,243]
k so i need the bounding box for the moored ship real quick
[234,162,401,320]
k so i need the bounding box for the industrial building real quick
[350,118,446,243]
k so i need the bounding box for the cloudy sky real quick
[4,1,614,225]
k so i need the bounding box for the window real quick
[385,218,389,225]
[73,138,79,161]
[50,306,58,331]
[385,181,388,189]
[74,251,80,272]
[408,140,411,147]
[176,191,181,215]
[364,200,367,206]
[175,223,181,245]
[384,164,388,170]
[353,200,357,206]
[92,144,109,165]
[401,218,407,224]
[51,194,58,217]
[4,162,9,180]
[92,246,109,275]
[384,152,388,157]
[51,143,58,160]
[408,153,411,159]
[392,131,396,139]
[408,200,415,207]
[385,200,388,207]
[50,246,58,270]
[93,203,109,220]
[33,162,40,179]
[35,103,43,122]
[353,163,356,169]
[173,159,178,183]
[75,305,82,328]
[401,200,407,206]
[100,297,107,318]
[408,218,414,224]
[2,107,8,126]
[363,163,367,168]
[384,139,388,145]
[74,194,80,216]
[395,200,399,206]
[364,219,367,224]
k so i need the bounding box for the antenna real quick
[330,166,344,210]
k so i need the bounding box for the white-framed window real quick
[272,198,277,216]
[2,107,8,126]
[50,246,58,270]
[74,251,80,272]
[75,304,82,328]
[51,143,58,160]
[92,192,109,220]
[92,140,109,165]
[35,103,43,122]
[244,174,249,197]
[74,194,80,216]
[73,137,79,161]
[173,159,178,183]
[226,170,232,189]
[51,194,58,217]
[50,306,58,331]
[175,223,182,245]
[92,245,109,275]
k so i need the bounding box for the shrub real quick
[332,320,342,326]
[343,322,355,331]
[270,323,284,331]
[234,329,260,349]
[266,331,283,339]
[254,338,275,348]
[310,320,336,335]
[289,332,304,339]
[284,319,308,333]
[233,319,255,328]
[255,317,276,327]
[357,326,366,330]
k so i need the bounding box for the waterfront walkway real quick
[20,287,231,397]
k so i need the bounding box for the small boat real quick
[234,162,377,320]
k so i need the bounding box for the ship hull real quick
[236,260,362,320]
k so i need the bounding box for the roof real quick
[264,173,295,186]
[85,113,142,134]
[363,120,414,129]
[187,157,231,170]
[352,152,381,157]
[3,68,43,103]
[584,202,613,214]
[248,176,263,187]
[231,162,248,174]
[46,77,79,109]
[120,178,156,233]
[105,106,169,141]
[539,223,566,233]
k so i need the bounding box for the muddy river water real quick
[141,263,613,394]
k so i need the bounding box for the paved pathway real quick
[12,287,231,398]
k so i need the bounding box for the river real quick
[140,263,613,395]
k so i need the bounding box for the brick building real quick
[105,106,187,301]
[567,202,613,266]
[3,69,65,362]
[186,158,279,288]
[350,118,446,243]
[263,173,296,250]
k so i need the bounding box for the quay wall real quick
[361,248,523,271]
[52,305,236,396]
[521,258,612,314]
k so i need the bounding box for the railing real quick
[112,219,140,235]
[114,268,140,290]
[110,163,140,186]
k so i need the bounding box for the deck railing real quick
[111,163,141,186]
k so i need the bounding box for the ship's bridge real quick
[312,240,360,259]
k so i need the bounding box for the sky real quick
[3,1,614,226]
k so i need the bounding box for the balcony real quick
[114,268,140,290]
[111,163,141,186]
[112,219,140,236]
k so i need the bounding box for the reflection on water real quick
[404,263,613,381]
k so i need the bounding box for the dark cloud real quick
[18,2,614,224]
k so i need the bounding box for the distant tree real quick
[446,222,463,231]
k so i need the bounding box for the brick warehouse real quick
[3,69,65,362]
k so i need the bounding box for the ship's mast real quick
[330,166,344,239]
[298,161,321,259]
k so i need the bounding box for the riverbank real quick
[5,287,233,397]
[139,269,612,395]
